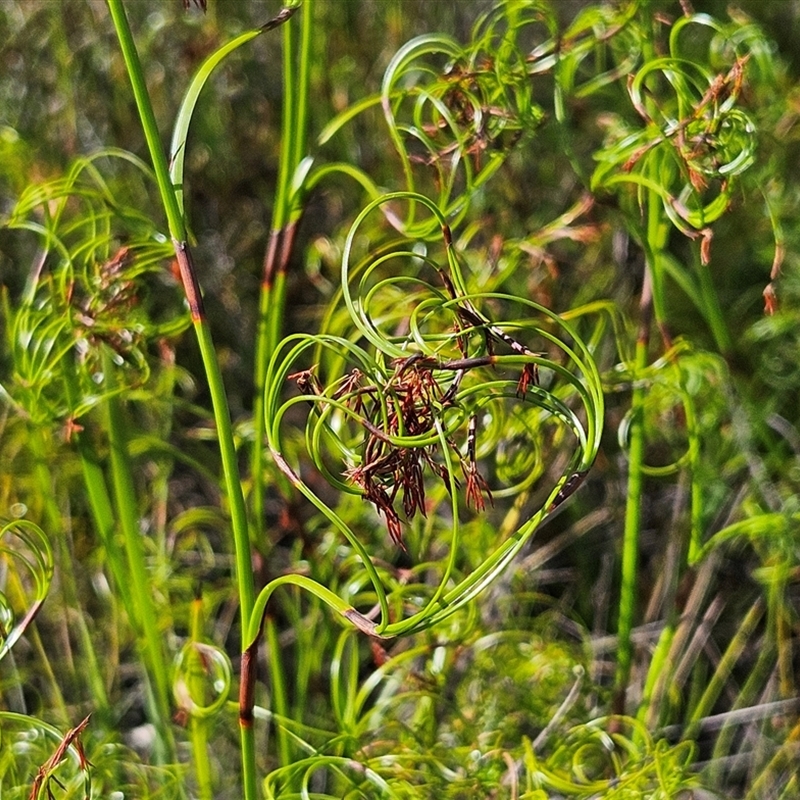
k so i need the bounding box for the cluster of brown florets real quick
[292,353,494,548]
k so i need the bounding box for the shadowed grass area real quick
[0,1,798,798]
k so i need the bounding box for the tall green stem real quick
[188,594,213,800]
[614,183,661,712]
[695,256,732,354]
[105,0,254,630]
[266,617,292,769]
[614,333,648,711]
[106,0,184,239]
[25,430,70,725]
[104,350,175,762]
[252,0,314,546]
[107,1,257,793]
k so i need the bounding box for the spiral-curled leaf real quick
[591,14,759,237]
[168,5,300,223]
[524,716,701,798]
[554,1,643,101]
[2,151,188,425]
[0,519,53,662]
[173,641,233,719]
[261,192,603,639]
[318,4,552,236]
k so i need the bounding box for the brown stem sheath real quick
[238,643,258,729]
[261,228,282,290]
[172,240,205,322]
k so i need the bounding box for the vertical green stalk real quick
[74,447,128,713]
[105,0,255,649]
[614,183,661,712]
[614,332,648,712]
[104,349,175,762]
[188,592,213,800]
[105,1,184,238]
[62,367,132,720]
[106,1,257,794]
[54,511,111,719]
[26,428,78,724]
[695,255,732,354]
[252,0,314,546]
[638,621,674,729]
[266,617,291,769]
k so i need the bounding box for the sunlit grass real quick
[0,1,797,798]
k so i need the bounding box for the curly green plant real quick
[316,0,551,238]
[0,519,53,663]
[582,9,772,711]
[523,716,701,799]
[241,191,604,741]
[4,3,793,800]
[1,148,190,754]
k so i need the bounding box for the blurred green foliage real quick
[1,1,800,799]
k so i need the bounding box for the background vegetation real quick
[1,1,799,798]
